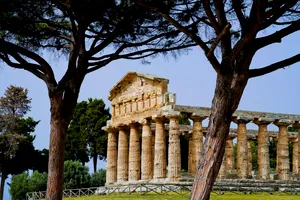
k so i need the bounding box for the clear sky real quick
[1,31,299,199]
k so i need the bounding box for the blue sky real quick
[1,31,299,199]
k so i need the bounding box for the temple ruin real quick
[103,71,300,185]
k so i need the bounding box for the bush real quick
[10,171,47,200]
[63,160,90,189]
[90,169,106,187]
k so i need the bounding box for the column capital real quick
[139,118,151,126]
[293,121,300,128]
[189,113,207,122]
[290,138,298,143]
[165,111,181,119]
[274,119,294,127]
[102,126,118,133]
[129,121,139,128]
[114,123,129,131]
[152,114,165,122]
[226,135,235,140]
[253,118,274,125]
[232,116,252,124]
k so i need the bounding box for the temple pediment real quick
[109,72,176,122]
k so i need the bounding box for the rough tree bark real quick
[93,147,98,173]
[46,66,84,200]
[190,61,250,199]
[46,96,69,200]
[0,169,6,200]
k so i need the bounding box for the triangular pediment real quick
[108,71,169,101]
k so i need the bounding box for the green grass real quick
[62,192,300,200]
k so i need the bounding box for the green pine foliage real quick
[63,161,90,189]
[65,98,111,172]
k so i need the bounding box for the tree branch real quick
[203,0,220,33]
[254,19,300,50]
[87,43,196,73]
[259,0,298,31]
[0,54,46,81]
[231,0,247,31]
[249,53,300,78]
[206,23,231,58]
[137,1,222,74]
[0,39,56,84]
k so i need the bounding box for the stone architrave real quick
[291,138,299,175]
[190,114,206,176]
[253,118,272,180]
[275,119,293,181]
[234,117,251,179]
[128,122,140,182]
[166,112,181,181]
[117,126,129,183]
[225,137,235,176]
[140,118,153,180]
[153,115,167,180]
[104,127,118,185]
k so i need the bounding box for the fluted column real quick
[140,118,153,180]
[104,127,118,185]
[275,119,292,181]
[166,113,181,181]
[225,137,235,176]
[254,119,271,180]
[117,126,129,183]
[234,117,251,179]
[294,122,300,179]
[298,129,300,179]
[189,115,206,176]
[247,139,253,177]
[291,138,299,175]
[188,133,193,174]
[218,155,226,179]
[128,122,140,182]
[153,115,167,180]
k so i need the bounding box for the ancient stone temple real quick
[103,71,300,185]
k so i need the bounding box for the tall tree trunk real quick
[93,148,98,173]
[0,169,6,200]
[189,72,248,200]
[46,96,69,200]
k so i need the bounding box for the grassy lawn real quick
[62,192,300,200]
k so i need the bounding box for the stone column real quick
[225,137,235,176]
[294,122,300,179]
[254,119,272,180]
[291,138,299,175]
[104,127,118,185]
[153,115,167,180]
[298,128,300,179]
[247,139,253,178]
[128,122,140,182]
[152,131,155,178]
[218,155,226,179]
[234,117,251,179]
[166,113,181,181]
[140,118,153,180]
[117,126,129,183]
[190,115,206,176]
[275,119,292,181]
[188,133,193,174]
